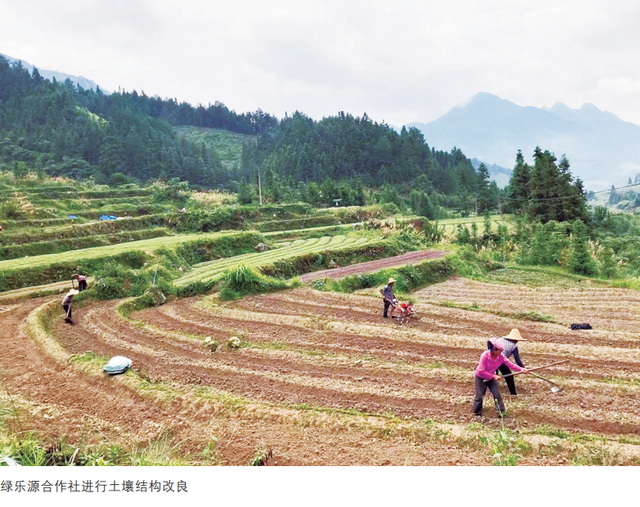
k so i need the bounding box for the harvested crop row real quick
[56,302,478,420]
[6,275,640,463]
[0,298,185,448]
[102,289,640,436]
[416,277,640,331]
[230,291,640,350]
[131,289,640,382]
[3,298,493,465]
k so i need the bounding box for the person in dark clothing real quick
[71,274,87,291]
[62,289,79,324]
[495,328,527,396]
[380,277,398,318]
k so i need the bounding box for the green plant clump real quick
[479,429,530,466]
[219,263,299,300]
[315,258,455,295]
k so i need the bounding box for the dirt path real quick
[299,249,446,281]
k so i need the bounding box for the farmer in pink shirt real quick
[473,338,528,417]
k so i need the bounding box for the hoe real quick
[529,372,563,393]
[501,359,569,394]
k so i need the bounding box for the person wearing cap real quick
[380,277,398,318]
[62,289,79,324]
[473,337,528,417]
[497,328,526,396]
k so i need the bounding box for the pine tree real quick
[476,163,492,213]
[237,177,255,204]
[599,247,618,279]
[507,150,531,212]
[568,220,597,276]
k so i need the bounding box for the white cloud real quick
[1,0,640,126]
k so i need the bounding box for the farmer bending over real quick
[71,273,88,291]
[62,289,79,324]
[380,277,398,319]
[473,338,528,417]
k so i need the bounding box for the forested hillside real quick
[0,55,485,215]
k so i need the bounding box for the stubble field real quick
[2,271,640,465]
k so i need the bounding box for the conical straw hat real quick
[505,328,526,341]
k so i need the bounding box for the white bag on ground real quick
[102,356,133,375]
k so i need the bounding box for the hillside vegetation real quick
[175,125,252,170]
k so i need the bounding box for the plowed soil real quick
[3,273,640,465]
[299,249,446,281]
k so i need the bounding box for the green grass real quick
[484,264,640,292]
[174,125,252,170]
[175,233,377,288]
[0,230,249,271]
[483,265,591,288]
[0,228,170,261]
[531,425,572,439]
[0,214,170,246]
[219,263,299,300]
[311,257,455,296]
[0,231,264,293]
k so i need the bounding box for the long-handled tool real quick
[500,360,569,378]
[529,371,563,393]
[64,304,73,324]
[499,360,569,394]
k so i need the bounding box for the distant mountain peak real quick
[472,91,502,101]
[547,102,571,112]
[580,102,600,111]
[405,92,640,189]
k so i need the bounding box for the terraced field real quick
[175,234,377,288]
[0,230,247,271]
[437,214,512,235]
[4,274,640,465]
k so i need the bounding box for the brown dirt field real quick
[3,274,640,465]
[299,249,446,281]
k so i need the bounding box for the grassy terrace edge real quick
[0,231,264,292]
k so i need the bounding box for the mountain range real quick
[0,53,108,93]
[406,92,640,191]
[3,53,637,192]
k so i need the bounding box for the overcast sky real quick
[2,0,640,128]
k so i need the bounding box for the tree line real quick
[1,55,589,223]
[0,55,494,216]
[0,56,230,186]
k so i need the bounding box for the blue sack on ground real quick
[102,356,133,375]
